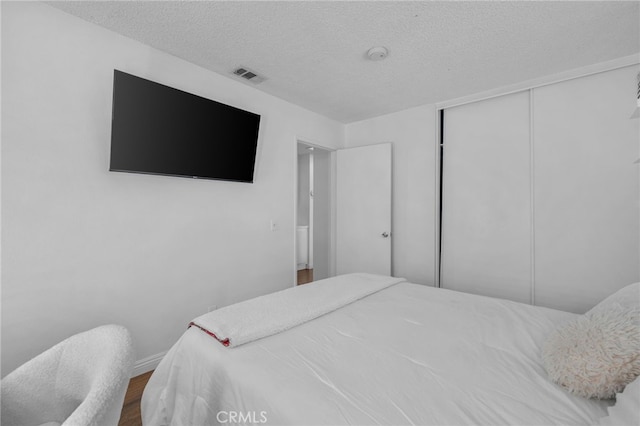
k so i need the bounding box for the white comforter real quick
[190,273,405,348]
[142,281,611,425]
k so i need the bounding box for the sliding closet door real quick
[534,66,639,313]
[441,91,532,303]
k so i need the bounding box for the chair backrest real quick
[1,325,134,426]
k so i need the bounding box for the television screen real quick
[110,70,261,183]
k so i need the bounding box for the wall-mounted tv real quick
[110,70,261,183]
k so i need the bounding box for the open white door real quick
[336,143,392,276]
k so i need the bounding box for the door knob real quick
[381,232,390,238]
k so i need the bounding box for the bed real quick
[141,273,622,425]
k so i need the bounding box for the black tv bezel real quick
[109,70,261,183]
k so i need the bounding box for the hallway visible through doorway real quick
[296,141,332,285]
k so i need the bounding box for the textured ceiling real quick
[48,1,640,123]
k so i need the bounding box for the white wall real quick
[345,105,437,285]
[1,2,344,375]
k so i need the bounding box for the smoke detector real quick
[367,46,388,61]
[232,66,265,84]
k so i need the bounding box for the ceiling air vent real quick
[232,66,265,84]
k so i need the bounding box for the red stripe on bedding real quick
[188,322,230,347]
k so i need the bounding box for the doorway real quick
[296,142,332,285]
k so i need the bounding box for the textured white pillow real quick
[598,376,640,425]
[542,303,640,399]
[588,282,640,313]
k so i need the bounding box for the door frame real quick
[293,137,337,287]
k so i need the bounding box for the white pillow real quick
[542,301,640,399]
[598,376,640,425]
[588,282,640,313]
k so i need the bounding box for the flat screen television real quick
[110,70,261,183]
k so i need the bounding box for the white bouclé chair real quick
[1,325,134,426]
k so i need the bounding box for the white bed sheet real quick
[142,282,611,425]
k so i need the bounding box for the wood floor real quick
[118,371,153,426]
[297,268,313,285]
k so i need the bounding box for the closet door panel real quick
[534,66,639,313]
[441,91,532,303]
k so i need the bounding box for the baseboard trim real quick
[132,351,167,378]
